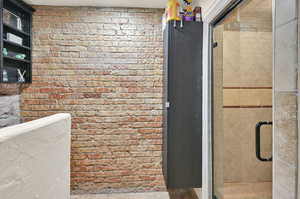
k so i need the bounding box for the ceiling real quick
[24,0,168,8]
[24,0,204,8]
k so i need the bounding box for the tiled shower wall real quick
[21,6,164,193]
[222,30,273,183]
[273,0,298,198]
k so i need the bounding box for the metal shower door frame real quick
[201,0,275,198]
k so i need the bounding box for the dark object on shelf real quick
[2,66,25,83]
[2,66,18,82]
[179,8,184,28]
[15,53,25,59]
[194,7,203,22]
[17,68,26,82]
[4,39,31,50]
[3,48,8,56]
[163,21,203,189]
[2,68,8,81]
[3,47,26,59]
[3,8,22,30]
[4,55,30,63]
[0,0,35,84]
[182,0,195,22]
[7,32,23,45]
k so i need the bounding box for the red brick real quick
[21,6,164,194]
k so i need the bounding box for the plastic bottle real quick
[183,0,195,21]
[3,69,8,82]
[194,7,203,22]
[167,0,180,21]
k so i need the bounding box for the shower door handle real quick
[256,121,272,162]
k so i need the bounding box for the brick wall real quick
[21,6,164,193]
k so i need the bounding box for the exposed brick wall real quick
[20,6,164,193]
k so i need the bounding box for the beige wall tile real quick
[240,32,273,87]
[224,89,272,107]
[223,109,243,183]
[224,108,272,183]
[223,31,272,88]
[223,31,240,87]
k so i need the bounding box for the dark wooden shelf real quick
[4,55,31,63]
[8,0,36,14]
[3,23,30,37]
[3,39,31,50]
[0,0,34,84]
[1,80,29,84]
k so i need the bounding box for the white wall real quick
[197,0,217,16]
[25,0,201,8]
[0,114,71,199]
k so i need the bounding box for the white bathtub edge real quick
[0,113,71,142]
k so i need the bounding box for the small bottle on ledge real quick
[194,7,203,22]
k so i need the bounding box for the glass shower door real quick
[212,0,273,199]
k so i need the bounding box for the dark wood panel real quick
[223,106,272,108]
[223,87,273,89]
[164,21,203,189]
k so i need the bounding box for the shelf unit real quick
[0,0,34,84]
[163,21,203,189]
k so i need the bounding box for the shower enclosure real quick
[212,0,273,198]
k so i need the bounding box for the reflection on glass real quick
[212,0,273,198]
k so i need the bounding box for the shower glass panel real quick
[212,0,273,199]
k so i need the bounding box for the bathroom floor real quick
[71,183,271,199]
[224,182,272,199]
[71,189,201,199]
[71,192,170,199]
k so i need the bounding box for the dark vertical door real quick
[167,21,203,188]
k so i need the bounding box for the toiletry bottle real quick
[3,69,8,82]
[3,48,8,56]
[194,7,203,22]
[167,0,180,21]
[183,0,195,21]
